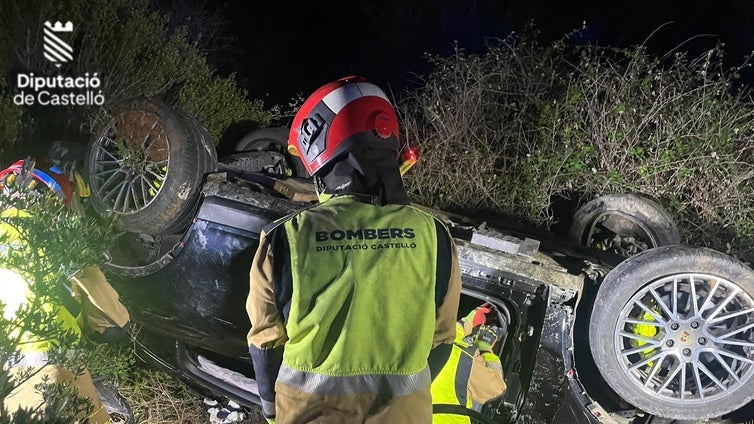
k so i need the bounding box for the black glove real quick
[474,325,499,352]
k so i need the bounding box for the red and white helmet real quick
[288,76,400,176]
[0,158,73,205]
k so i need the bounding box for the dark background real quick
[213,0,754,107]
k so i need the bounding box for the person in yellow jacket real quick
[1,158,131,423]
[246,76,462,424]
[431,303,507,423]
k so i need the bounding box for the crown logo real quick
[42,21,74,68]
[44,21,73,32]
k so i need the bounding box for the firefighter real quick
[246,76,462,424]
[0,158,130,423]
[431,303,507,423]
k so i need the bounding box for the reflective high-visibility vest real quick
[247,193,462,423]
[431,324,477,424]
[431,320,506,424]
[279,195,440,391]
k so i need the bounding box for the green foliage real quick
[81,339,136,386]
[176,60,277,143]
[0,301,89,424]
[1,191,120,303]
[0,189,122,422]
[0,369,98,424]
[398,25,754,263]
[0,0,278,155]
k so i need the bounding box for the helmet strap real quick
[313,176,333,203]
[316,142,410,206]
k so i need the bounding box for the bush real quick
[0,90,23,160]
[398,31,560,222]
[0,190,121,423]
[397,25,754,263]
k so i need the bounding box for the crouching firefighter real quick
[431,303,507,423]
[246,76,462,424]
[1,158,131,423]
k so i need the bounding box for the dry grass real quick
[115,371,268,424]
[118,371,206,424]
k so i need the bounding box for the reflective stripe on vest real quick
[453,344,476,406]
[278,364,431,396]
[282,196,439,378]
[260,399,275,417]
[431,323,476,424]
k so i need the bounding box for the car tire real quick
[85,97,217,235]
[233,127,309,178]
[589,245,754,420]
[569,193,680,257]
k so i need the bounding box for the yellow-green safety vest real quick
[431,323,477,424]
[278,195,441,394]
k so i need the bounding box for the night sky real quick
[216,0,754,107]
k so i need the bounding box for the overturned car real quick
[82,98,754,423]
